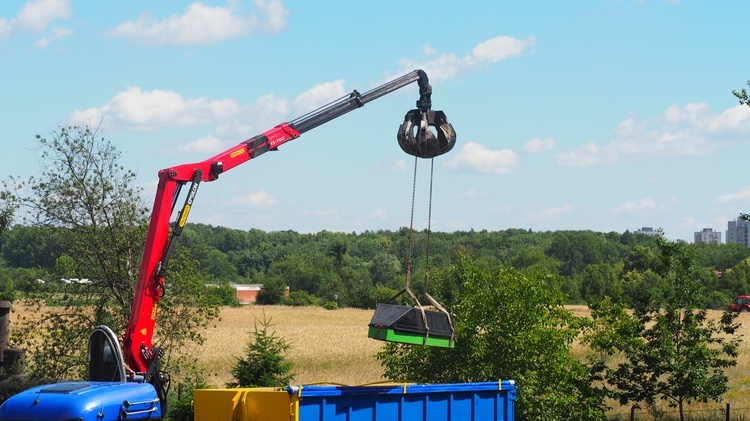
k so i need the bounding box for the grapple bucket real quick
[397,109,456,159]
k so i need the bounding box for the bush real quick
[322,301,338,310]
[228,315,294,388]
[206,283,240,307]
[166,373,209,421]
[283,290,318,306]
[256,278,287,305]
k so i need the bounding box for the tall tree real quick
[585,236,741,421]
[1,123,218,381]
[377,251,607,421]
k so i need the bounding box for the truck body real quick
[0,381,162,420]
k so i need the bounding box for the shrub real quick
[227,315,294,388]
[283,290,318,306]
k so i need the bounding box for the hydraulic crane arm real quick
[122,70,456,395]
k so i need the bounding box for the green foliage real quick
[0,290,15,302]
[156,248,221,353]
[2,124,219,383]
[256,276,287,305]
[205,282,240,307]
[322,300,338,310]
[1,225,64,269]
[164,355,210,421]
[53,254,78,279]
[378,251,607,421]
[732,81,750,107]
[585,237,741,421]
[227,315,294,388]
[283,290,318,306]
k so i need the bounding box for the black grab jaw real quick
[396,69,456,159]
[397,109,456,158]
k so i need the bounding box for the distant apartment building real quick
[694,228,721,244]
[727,218,750,247]
[634,227,661,237]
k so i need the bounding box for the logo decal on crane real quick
[230,147,246,159]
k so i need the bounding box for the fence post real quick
[631,405,636,421]
[726,402,730,421]
[2,348,25,375]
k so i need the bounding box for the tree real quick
[256,276,288,305]
[732,82,750,107]
[585,236,741,421]
[1,124,219,382]
[377,251,607,421]
[228,315,294,388]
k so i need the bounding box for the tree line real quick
[3,222,750,310]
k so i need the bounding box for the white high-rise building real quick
[727,219,750,247]
[694,228,721,244]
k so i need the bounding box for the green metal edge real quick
[368,326,454,348]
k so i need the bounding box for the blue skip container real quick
[194,380,516,421]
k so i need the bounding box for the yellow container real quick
[193,387,297,421]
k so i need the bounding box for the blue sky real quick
[2,0,750,243]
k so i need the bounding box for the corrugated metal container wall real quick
[193,381,516,421]
[296,381,516,421]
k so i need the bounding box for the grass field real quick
[11,304,750,418]
[194,305,750,386]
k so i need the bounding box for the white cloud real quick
[108,0,288,45]
[422,44,437,56]
[303,208,340,218]
[364,208,387,221]
[521,203,572,222]
[244,93,292,132]
[470,36,535,64]
[174,135,224,154]
[390,159,407,173]
[522,137,554,153]
[0,0,72,46]
[556,103,750,167]
[611,196,676,218]
[452,188,488,199]
[227,188,276,207]
[443,141,518,174]
[716,187,750,205]
[393,35,535,83]
[70,87,242,131]
[292,80,347,115]
[0,18,11,37]
[14,0,70,33]
[35,25,72,47]
[257,0,289,32]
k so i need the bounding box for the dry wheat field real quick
[10,304,750,417]
[195,306,750,389]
